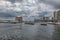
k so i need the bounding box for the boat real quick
[53,22,60,25]
[48,22,60,25]
[48,22,56,25]
[40,24,47,26]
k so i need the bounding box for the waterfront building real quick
[15,16,22,23]
[43,17,49,20]
[42,17,49,22]
[54,10,60,21]
[52,17,54,20]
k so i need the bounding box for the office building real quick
[15,16,22,23]
[54,10,60,21]
[43,17,49,20]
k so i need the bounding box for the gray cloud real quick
[38,0,60,9]
[4,0,60,9]
[6,0,23,3]
[0,0,60,20]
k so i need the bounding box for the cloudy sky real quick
[0,0,60,20]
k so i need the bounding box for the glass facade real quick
[54,10,60,21]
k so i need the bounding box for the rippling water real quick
[0,23,60,40]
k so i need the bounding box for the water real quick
[0,23,60,40]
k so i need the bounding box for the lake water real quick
[0,23,60,40]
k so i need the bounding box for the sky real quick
[0,0,60,20]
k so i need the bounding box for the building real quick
[54,10,60,21]
[43,17,49,20]
[43,17,49,22]
[15,16,22,23]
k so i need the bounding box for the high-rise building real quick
[15,16,22,23]
[54,10,60,21]
[43,17,49,20]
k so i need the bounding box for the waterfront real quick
[0,23,60,40]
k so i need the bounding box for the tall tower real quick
[54,10,60,21]
[54,11,58,20]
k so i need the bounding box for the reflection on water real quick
[0,23,23,40]
[52,25,60,40]
[0,23,60,40]
[22,23,54,40]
